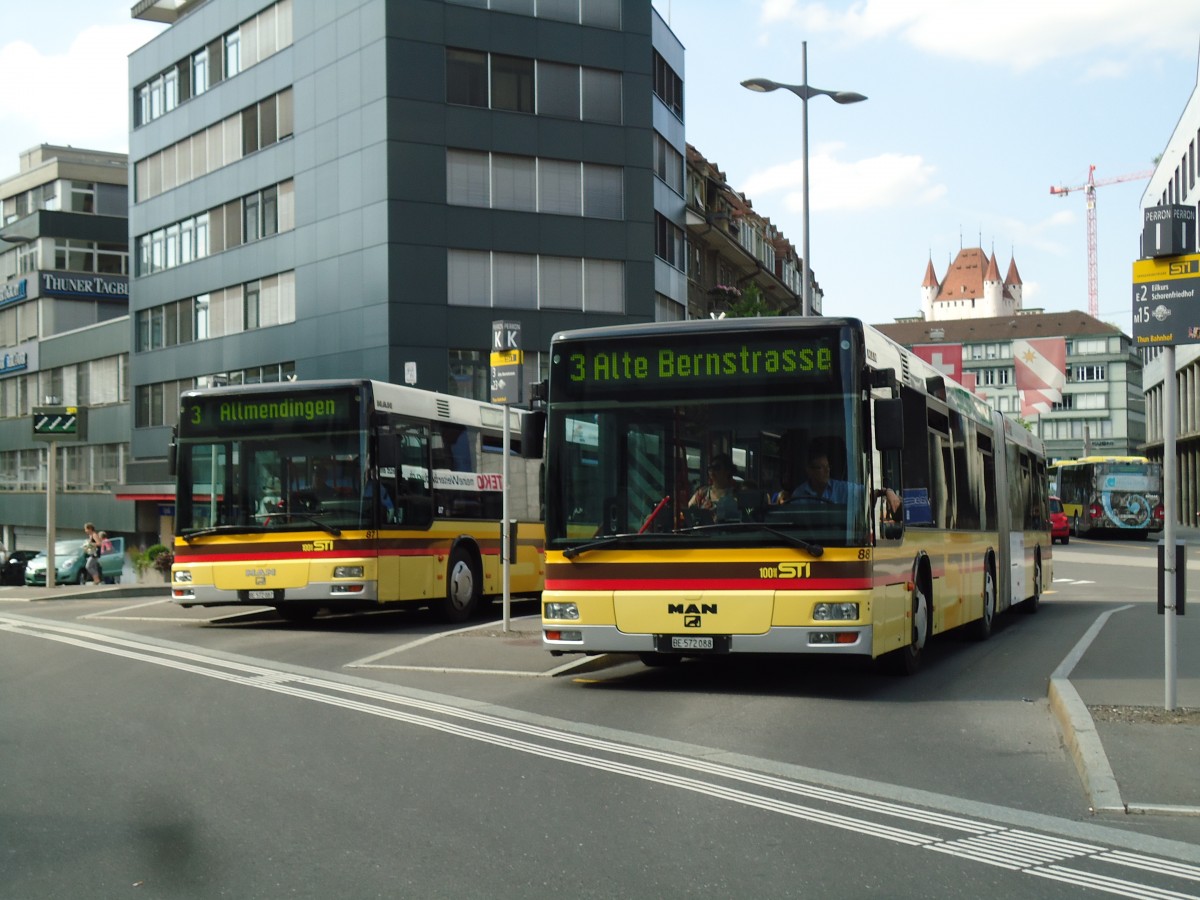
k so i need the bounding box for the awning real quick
[112,483,175,502]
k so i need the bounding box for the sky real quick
[3,1,1200,330]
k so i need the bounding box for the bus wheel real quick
[276,604,318,623]
[889,582,930,675]
[638,653,682,667]
[441,547,480,623]
[1022,557,1041,614]
[970,560,996,641]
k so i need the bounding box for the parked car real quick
[1049,496,1069,545]
[23,537,126,586]
[1,549,40,586]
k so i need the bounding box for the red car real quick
[1049,496,1069,544]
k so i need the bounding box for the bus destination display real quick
[554,332,843,399]
[180,389,361,436]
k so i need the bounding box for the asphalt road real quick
[2,537,1198,897]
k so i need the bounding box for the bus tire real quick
[441,546,481,623]
[889,574,931,675]
[970,556,996,641]
[1022,555,1042,614]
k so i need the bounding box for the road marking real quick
[2,611,1199,895]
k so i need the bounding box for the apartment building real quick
[876,311,1146,462]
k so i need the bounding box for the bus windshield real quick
[546,323,866,549]
[175,385,372,534]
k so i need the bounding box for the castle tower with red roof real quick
[920,248,1024,321]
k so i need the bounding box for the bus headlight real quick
[544,601,579,620]
[813,602,858,621]
[333,566,364,578]
[173,570,193,583]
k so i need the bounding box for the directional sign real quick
[490,320,523,404]
[1131,253,1200,347]
[32,406,87,441]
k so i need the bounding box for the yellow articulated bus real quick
[170,379,544,622]
[541,317,1051,673]
[1051,456,1164,540]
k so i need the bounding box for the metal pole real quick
[46,442,57,589]
[800,40,811,318]
[1163,344,1177,710]
[502,406,511,633]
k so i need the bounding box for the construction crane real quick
[1050,165,1154,317]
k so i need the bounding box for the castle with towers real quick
[920,247,1023,321]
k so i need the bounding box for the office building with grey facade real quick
[122,0,686,538]
[0,145,133,552]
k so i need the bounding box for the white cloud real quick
[757,0,1200,73]
[741,143,946,212]
[0,22,154,161]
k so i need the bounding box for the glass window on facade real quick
[537,61,579,119]
[447,149,490,206]
[539,256,583,309]
[447,49,487,107]
[584,259,624,312]
[492,253,537,308]
[448,349,488,400]
[69,182,95,213]
[581,67,622,123]
[583,164,623,218]
[492,154,536,211]
[491,54,534,113]
[538,159,582,216]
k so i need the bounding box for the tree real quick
[724,282,779,317]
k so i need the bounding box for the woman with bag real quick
[83,522,103,586]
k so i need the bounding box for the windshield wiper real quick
[681,521,824,556]
[255,511,343,536]
[562,533,641,559]
[181,524,268,542]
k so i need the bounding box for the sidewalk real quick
[1049,533,1200,817]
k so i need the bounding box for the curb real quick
[1049,603,1200,818]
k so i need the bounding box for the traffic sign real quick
[32,406,87,441]
[1131,253,1200,347]
[490,320,523,404]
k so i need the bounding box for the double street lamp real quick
[742,42,866,317]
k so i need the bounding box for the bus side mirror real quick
[875,398,903,451]
[167,427,178,477]
[521,410,546,459]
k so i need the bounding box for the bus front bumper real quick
[172,581,378,608]
[542,624,872,656]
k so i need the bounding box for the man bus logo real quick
[684,616,701,628]
[668,603,717,615]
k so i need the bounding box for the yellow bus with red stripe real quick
[541,318,1050,672]
[170,379,543,622]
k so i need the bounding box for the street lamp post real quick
[742,42,866,317]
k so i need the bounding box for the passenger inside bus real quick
[688,453,742,523]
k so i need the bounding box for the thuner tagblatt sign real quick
[1132,253,1200,346]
